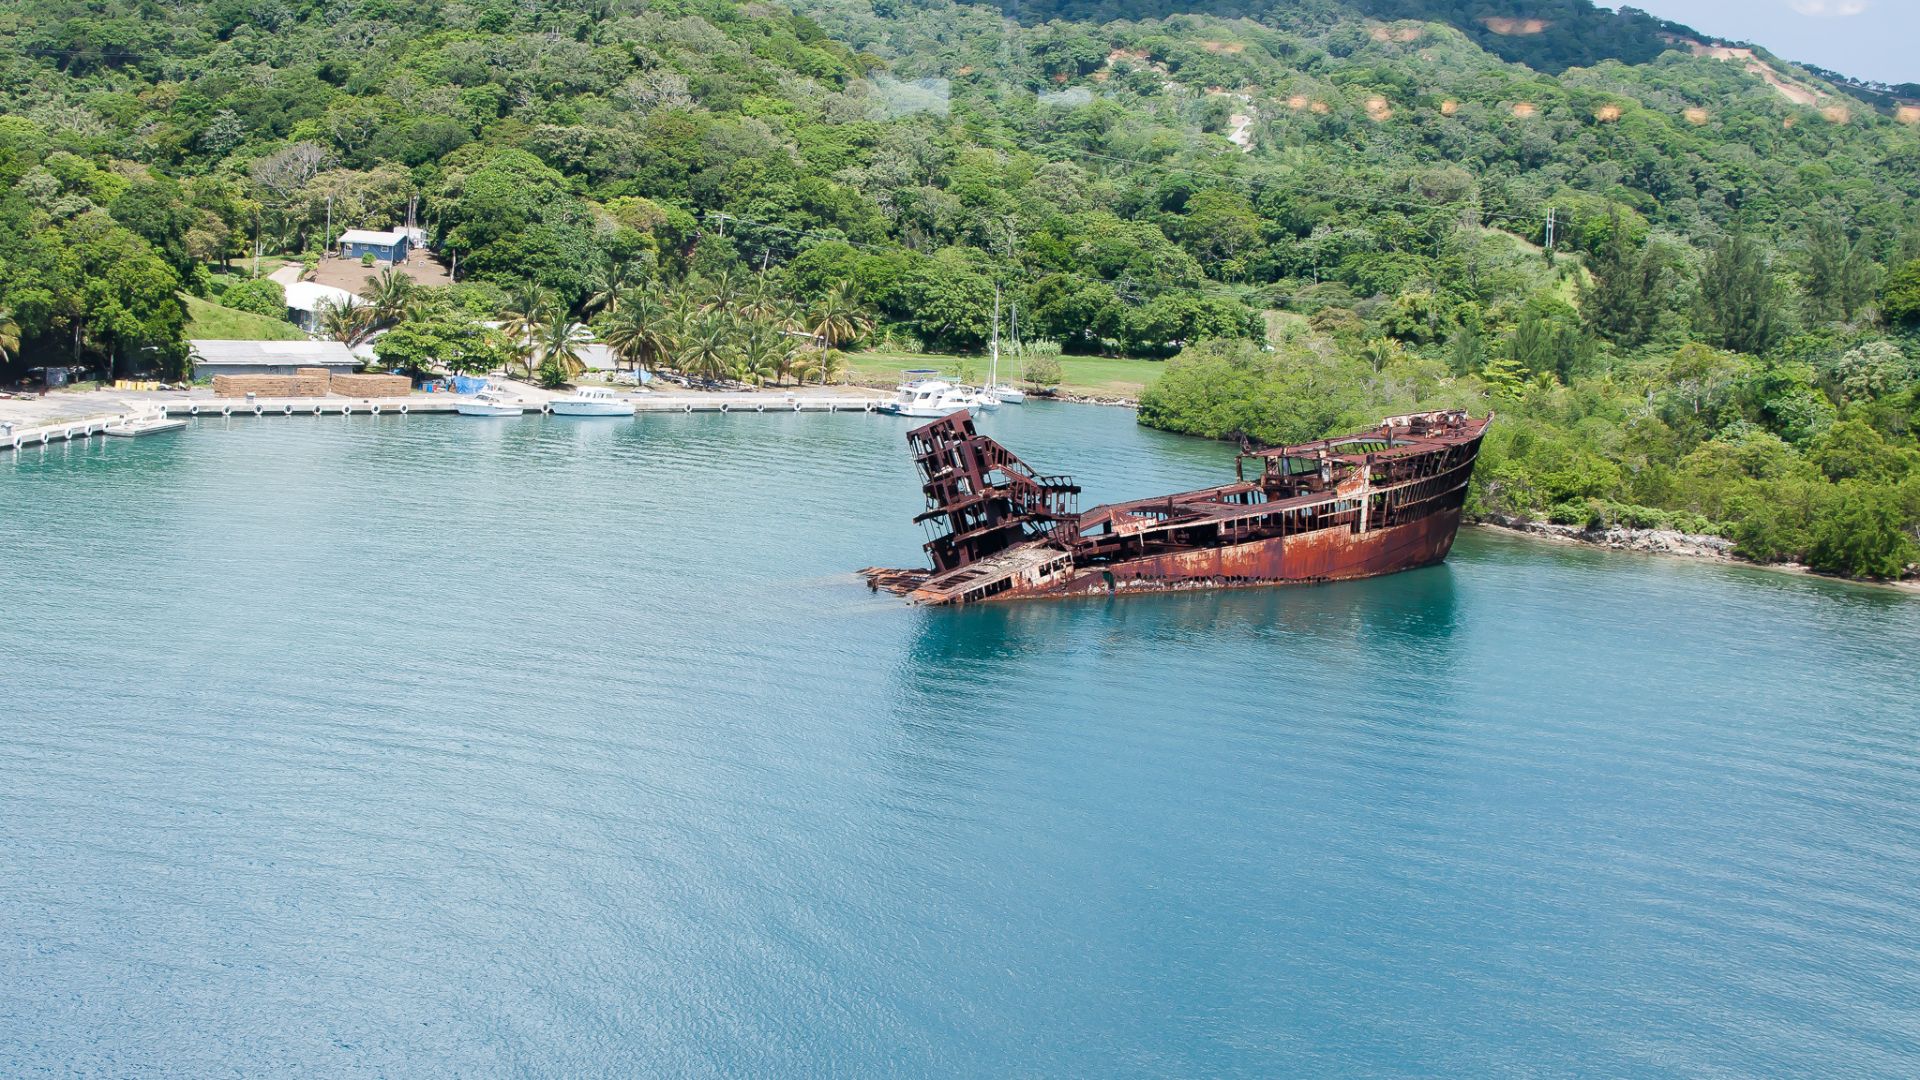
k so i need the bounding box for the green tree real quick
[1694,233,1784,356]
[1807,482,1918,579]
[1578,208,1666,348]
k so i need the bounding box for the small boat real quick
[456,388,525,417]
[881,372,976,418]
[104,417,187,438]
[987,384,1026,405]
[549,386,633,416]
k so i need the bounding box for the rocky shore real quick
[1474,513,1920,593]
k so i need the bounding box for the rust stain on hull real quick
[864,411,1490,605]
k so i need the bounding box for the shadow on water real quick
[881,564,1468,785]
[897,561,1464,670]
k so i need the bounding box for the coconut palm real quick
[807,283,871,350]
[597,289,672,373]
[702,268,742,315]
[678,315,733,382]
[361,269,417,327]
[732,320,792,386]
[538,320,593,383]
[499,284,553,376]
[0,307,19,364]
[792,347,847,386]
[318,297,376,347]
[585,258,639,317]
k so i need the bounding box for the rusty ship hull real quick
[864,409,1489,606]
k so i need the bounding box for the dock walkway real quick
[3,392,896,452]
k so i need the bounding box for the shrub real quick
[1807,481,1918,579]
[221,277,286,318]
[360,252,376,267]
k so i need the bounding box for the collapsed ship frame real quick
[863,409,1491,606]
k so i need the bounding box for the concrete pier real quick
[3,392,896,452]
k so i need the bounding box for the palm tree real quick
[791,348,847,386]
[808,283,871,350]
[0,307,19,365]
[585,259,639,317]
[538,320,593,383]
[361,269,416,327]
[702,268,742,315]
[318,297,376,347]
[732,321,791,386]
[598,288,673,373]
[678,315,733,382]
[499,284,553,377]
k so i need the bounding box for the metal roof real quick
[337,228,408,246]
[189,340,360,366]
[282,281,359,312]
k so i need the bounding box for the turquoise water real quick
[4,403,1920,1077]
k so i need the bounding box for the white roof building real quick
[283,281,359,313]
[336,228,410,247]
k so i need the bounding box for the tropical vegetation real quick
[1,0,1918,575]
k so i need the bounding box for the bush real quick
[360,252,376,267]
[1807,481,1918,579]
[1023,353,1063,390]
[221,277,286,318]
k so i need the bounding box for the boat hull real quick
[1011,507,1460,602]
[456,403,525,416]
[550,402,633,416]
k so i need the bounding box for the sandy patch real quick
[1897,106,1920,125]
[1482,17,1549,36]
[1594,104,1622,122]
[1691,43,1824,106]
[1820,105,1851,124]
[1684,107,1710,125]
[1287,94,1309,111]
[1309,100,1330,115]
[1511,102,1537,119]
[1364,95,1392,122]
[1200,41,1246,54]
[1440,99,1459,116]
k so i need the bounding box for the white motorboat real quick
[104,417,188,438]
[987,384,1026,405]
[549,386,633,416]
[456,388,525,417]
[882,371,977,418]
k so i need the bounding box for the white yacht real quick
[882,371,976,418]
[456,387,526,417]
[549,386,633,416]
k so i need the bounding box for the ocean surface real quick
[3,402,1919,1077]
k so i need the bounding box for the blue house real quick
[337,228,411,264]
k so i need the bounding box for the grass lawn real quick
[846,349,1166,398]
[183,294,308,341]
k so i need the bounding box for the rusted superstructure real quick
[864,409,1490,605]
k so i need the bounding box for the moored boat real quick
[880,371,976,418]
[456,388,525,417]
[549,386,633,416]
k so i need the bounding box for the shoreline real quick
[1470,514,1920,595]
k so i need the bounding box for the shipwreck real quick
[864,409,1491,605]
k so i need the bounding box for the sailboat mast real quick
[989,286,1001,389]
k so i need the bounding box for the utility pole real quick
[1545,207,1557,251]
[325,195,332,259]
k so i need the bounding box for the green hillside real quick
[182,294,308,341]
[0,0,1917,575]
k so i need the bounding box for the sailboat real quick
[984,290,1025,405]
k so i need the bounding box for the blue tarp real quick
[452,375,488,395]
